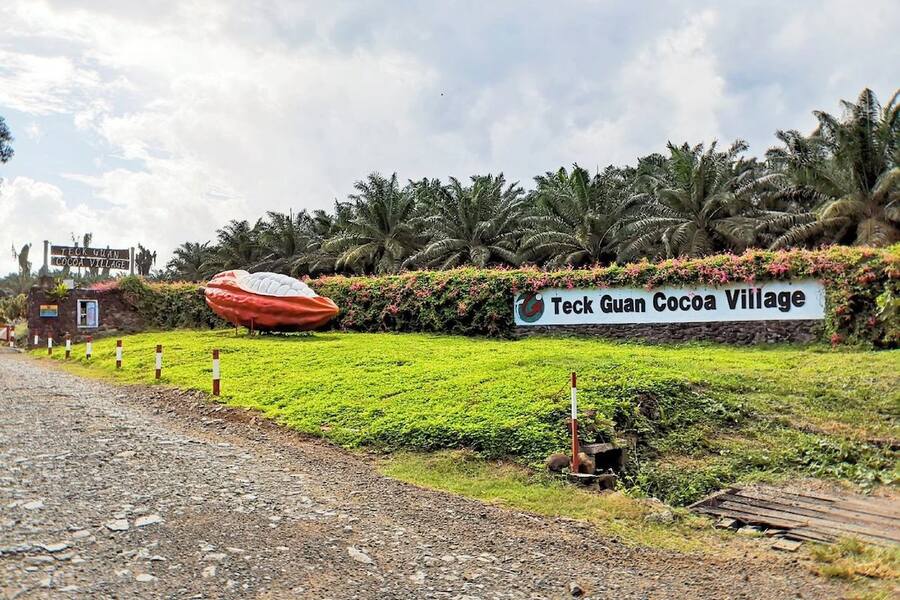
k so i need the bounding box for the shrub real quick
[105,246,898,346]
[0,293,26,321]
[116,276,227,330]
[312,245,899,347]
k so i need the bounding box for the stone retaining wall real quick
[514,320,823,344]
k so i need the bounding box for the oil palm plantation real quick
[207,219,262,272]
[165,241,214,281]
[768,88,899,247]
[520,165,632,267]
[405,174,525,269]
[619,141,769,259]
[323,173,419,274]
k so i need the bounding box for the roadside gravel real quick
[0,350,844,599]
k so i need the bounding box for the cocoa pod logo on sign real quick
[516,292,545,323]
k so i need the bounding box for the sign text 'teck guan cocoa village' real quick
[513,280,826,326]
[50,245,131,271]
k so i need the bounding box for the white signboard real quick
[514,280,825,326]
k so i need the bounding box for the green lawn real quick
[35,330,899,504]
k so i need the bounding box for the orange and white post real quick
[212,349,221,396]
[155,344,162,379]
[65,333,72,359]
[570,371,580,473]
[86,336,93,359]
[115,339,123,369]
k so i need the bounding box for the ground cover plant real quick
[36,330,899,506]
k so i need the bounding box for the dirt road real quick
[1,350,843,599]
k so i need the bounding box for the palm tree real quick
[406,174,525,269]
[520,165,631,268]
[207,219,262,272]
[323,173,419,274]
[619,141,769,259]
[166,241,214,281]
[768,88,899,247]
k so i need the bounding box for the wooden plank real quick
[790,526,887,546]
[693,506,806,530]
[716,501,898,544]
[749,488,900,519]
[734,489,900,524]
[721,493,900,538]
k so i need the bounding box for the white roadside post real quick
[65,333,72,360]
[8,326,14,348]
[115,339,123,369]
[155,344,162,379]
[212,349,221,396]
[86,336,93,360]
[570,371,580,473]
[47,335,53,356]
[33,332,39,347]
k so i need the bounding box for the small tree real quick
[0,116,13,165]
[135,244,157,276]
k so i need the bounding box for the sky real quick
[0,0,898,274]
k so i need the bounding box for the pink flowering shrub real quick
[310,246,898,347]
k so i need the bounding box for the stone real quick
[595,473,617,490]
[202,565,217,578]
[40,542,69,553]
[71,530,91,539]
[204,553,227,562]
[644,509,675,525]
[544,453,570,472]
[135,573,157,583]
[134,514,163,528]
[23,500,44,510]
[576,452,595,474]
[569,581,584,597]
[347,546,374,565]
[409,571,426,585]
[115,451,136,459]
[772,538,803,552]
[105,519,130,532]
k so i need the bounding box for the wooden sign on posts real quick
[49,245,131,271]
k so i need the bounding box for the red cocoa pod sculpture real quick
[204,270,339,331]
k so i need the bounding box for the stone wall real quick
[26,287,146,346]
[514,319,823,344]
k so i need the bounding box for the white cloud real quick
[0,49,101,116]
[563,10,727,166]
[0,177,97,272]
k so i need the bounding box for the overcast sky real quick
[1,0,898,274]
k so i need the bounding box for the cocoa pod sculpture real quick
[204,270,339,331]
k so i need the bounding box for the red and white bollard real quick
[86,336,93,360]
[8,326,14,348]
[115,339,123,369]
[65,333,72,360]
[47,335,53,356]
[570,371,580,473]
[155,344,162,379]
[212,349,221,396]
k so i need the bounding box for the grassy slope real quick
[35,330,899,505]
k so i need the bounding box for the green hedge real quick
[312,246,899,347]
[114,246,899,346]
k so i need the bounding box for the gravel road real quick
[1,350,844,599]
